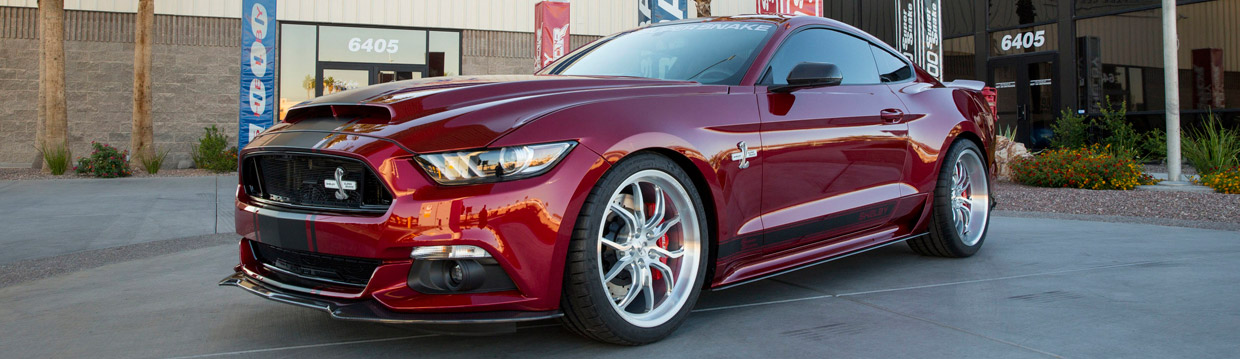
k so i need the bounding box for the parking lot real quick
[1,178,1239,358]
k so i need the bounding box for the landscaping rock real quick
[177,159,193,169]
[994,135,1031,180]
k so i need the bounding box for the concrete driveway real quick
[0,176,234,265]
[1,216,1237,358]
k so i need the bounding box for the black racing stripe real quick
[717,202,898,259]
[308,213,319,252]
[255,209,312,252]
[286,117,350,131]
[260,131,333,149]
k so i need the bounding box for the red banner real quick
[755,0,821,16]
[536,1,571,69]
[1192,48,1225,109]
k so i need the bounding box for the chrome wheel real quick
[596,169,701,328]
[950,149,989,246]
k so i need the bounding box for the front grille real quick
[242,153,392,212]
[251,241,381,287]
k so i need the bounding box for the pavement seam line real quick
[691,253,1235,313]
[840,297,1065,359]
[161,334,442,359]
[692,293,836,313]
[160,323,564,358]
[833,253,1234,298]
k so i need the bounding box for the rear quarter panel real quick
[890,82,996,232]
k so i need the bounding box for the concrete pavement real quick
[1,216,1237,358]
[0,176,234,265]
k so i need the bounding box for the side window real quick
[762,29,880,86]
[871,45,914,83]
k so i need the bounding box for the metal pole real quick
[1163,0,1182,183]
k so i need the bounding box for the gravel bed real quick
[0,168,231,181]
[995,181,1240,224]
[1144,163,1198,175]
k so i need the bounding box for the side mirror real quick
[771,62,843,93]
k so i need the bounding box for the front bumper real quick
[219,271,562,324]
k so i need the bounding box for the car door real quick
[755,28,911,254]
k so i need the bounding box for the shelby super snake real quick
[221,15,996,345]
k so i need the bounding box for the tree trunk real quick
[695,0,711,17]
[131,0,155,163]
[40,0,67,171]
[36,2,46,168]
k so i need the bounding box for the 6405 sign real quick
[1000,31,1046,51]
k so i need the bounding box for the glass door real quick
[316,62,428,96]
[988,54,1059,149]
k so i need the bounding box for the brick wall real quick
[1,7,239,168]
[0,7,603,168]
[461,29,602,75]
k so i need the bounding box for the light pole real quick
[1162,0,1183,183]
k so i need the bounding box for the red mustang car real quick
[222,15,995,345]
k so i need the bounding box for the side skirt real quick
[711,232,926,291]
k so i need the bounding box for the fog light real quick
[442,260,484,292]
[410,245,491,259]
[448,262,465,285]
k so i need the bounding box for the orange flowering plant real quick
[1010,144,1157,190]
[1197,167,1240,194]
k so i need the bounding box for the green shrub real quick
[1197,166,1240,194]
[1182,111,1240,174]
[39,143,71,175]
[138,147,170,174]
[1050,110,1090,149]
[1141,129,1167,161]
[191,126,238,173]
[1010,144,1157,190]
[1094,100,1141,159]
[74,142,132,178]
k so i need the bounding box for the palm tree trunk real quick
[40,0,67,171]
[695,0,711,17]
[131,0,155,163]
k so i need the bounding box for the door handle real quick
[880,108,905,124]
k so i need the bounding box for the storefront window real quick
[989,0,1058,29]
[278,24,315,121]
[277,23,462,120]
[429,31,460,77]
[942,0,975,37]
[943,36,976,81]
[1076,1,1239,113]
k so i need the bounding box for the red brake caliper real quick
[648,202,669,281]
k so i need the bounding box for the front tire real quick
[909,140,991,257]
[559,153,709,345]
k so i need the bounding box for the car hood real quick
[258,75,707,154]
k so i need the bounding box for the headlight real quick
[413,141,575,185]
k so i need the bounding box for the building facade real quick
[815,0,1239,147]
[0,0,1236,167]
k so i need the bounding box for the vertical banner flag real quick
[535,1,571,69]
[755,0,821,16]
[639,0,689,27]
[895,0,942,80]
[1192,48,1225,109]
[239,0,276,150]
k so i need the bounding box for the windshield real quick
[540,22,776,85]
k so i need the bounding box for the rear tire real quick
[909,140,990,258]
[559,153,709,345]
